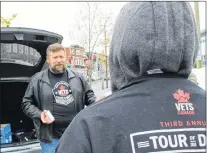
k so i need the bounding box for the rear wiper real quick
[1,58,34,66]
[1,58,16,62]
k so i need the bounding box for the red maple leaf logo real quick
[173,89,190,103]
[59,85,65,90]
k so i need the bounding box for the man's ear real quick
[46,56,49,64]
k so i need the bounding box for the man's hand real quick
[40,111,54,124]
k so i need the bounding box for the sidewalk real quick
[192,67,205,90]
[91,67,206,97]
[91,80,111,97]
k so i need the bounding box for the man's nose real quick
[57,57,62,62]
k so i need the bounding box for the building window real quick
[30,48,34,55]
[23,46,28,54]
[72,56,76,66]
[72,48,76,55]
[34,52,38,57]
[25,47,28,54]
[6,44,11,52]
[76,58,79,65]
[1,43,6,53]
[76,49,80,56]
[18,44,24,53]
[12,44,17,53]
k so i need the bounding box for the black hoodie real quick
[56,2,205,153]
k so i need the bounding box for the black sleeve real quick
[80,75,97,106]
[56,115,92,153]
[21,76,42,119]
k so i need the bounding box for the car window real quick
[1,43,41,66]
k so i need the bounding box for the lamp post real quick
[194,2,202,68]
[104,24,109,88]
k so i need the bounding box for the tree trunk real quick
[104,24,109,88]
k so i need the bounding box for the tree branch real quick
[90,19,107,54]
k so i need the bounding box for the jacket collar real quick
[40,68,75,85]
[118,72,186,91]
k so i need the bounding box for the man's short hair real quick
[46,43,65,56]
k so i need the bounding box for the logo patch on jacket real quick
[130,128,206,153]
[173,89,195,115]
[52,81,74,105]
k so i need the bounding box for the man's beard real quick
[49,65,66,74]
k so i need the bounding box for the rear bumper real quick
[1,142,41,153]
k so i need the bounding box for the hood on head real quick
[109,2,198,92]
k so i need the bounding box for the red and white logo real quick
[58,85,68,96]
[173,89,195,115]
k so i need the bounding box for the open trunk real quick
[1,80,38,147]
[1,27,63,152]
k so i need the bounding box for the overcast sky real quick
[1,2,205,47]
[1,2,126,46]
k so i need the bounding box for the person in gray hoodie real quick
[56,2,206,153]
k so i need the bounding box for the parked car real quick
[1,27,63,153]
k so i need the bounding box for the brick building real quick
[64,45,108,81]
[65,45,88,78]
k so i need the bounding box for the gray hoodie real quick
[109,2,198,92]
[56,2,205,153]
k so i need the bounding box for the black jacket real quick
[21,68,96,142]
[56,76,206,153]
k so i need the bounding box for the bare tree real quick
[68,2,114,85]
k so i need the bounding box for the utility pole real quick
[104,23,109,88]
[194,2,202,68]
[194,2,201,42]
[88,2,92,85]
